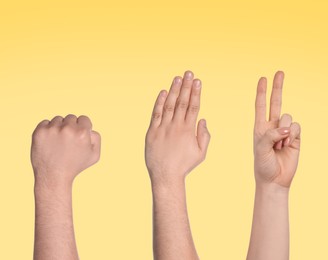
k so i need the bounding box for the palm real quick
[253,72,301,188]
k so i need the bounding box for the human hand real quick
[145,71,211,185]
[254,71,301,189]
[31,114,101,188]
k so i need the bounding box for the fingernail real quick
[184,71,193,80]
[278,127,290,134]
[275,140,283,150]
[194,79,202,88]
[284,137,290,146]
[160,90,167,97]
[174,77,182,84]
[203,119,207,127]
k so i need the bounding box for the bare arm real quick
[152,180,197,260]
[34,182,77,260]
[145,71,210,260]
[247,72,301,260]
[31,114,101,260]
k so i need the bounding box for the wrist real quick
[149,171,185,189]
[34,183,72,199]
[255,182,290,198]
[150,174,186,195]
[34,173,73,197]
[34,166,74,186]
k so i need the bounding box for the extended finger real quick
[269,71,284,123]
[185,79,202,126]
[149,90,168,129]
[173,70,194,122]
[161,76,182,125]
[255,77,267,125]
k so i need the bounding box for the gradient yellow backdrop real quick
[1,0,327,259]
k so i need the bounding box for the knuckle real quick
[77,128,90,139]
[66,113,76,118]
[292,122,301,134]
[36,120,49,128]
[92,130,101,139]
[270,99,281,106]
[181,84,191,89]
[51,116,63,122]
[176,99,188,110]
[32,127,47,140]
[64,114,77,121]
[152,112,162,120]
[293,122,301,129]
[78,115,90,120]
[49,125,60,134]
[164,104,175,113]
[189,105,199,113]
[192,91,200,96]
[60,124,75,135]
[255,103,266,109]
[78,115,92,124]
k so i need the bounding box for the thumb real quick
[91,130,101,163]
[197,119,211,153]
[260,127,290,152]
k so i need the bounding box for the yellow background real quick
[0,0,327,259]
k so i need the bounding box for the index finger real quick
[77,115,93,129]
[269,71,284,122]
[255,77,267,125]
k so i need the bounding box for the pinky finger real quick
[149,90,168,128]
[287,122,301,148]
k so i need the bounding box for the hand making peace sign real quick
[253,71,301,188]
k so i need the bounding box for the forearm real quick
[151,178,199,260]
[247,183,290,260]
[34,178,79,260]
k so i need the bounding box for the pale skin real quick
[31,114,101,260]
[247,71,301,260]
[145,71,211,260]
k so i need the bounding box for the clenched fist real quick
[31,114,101,187]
